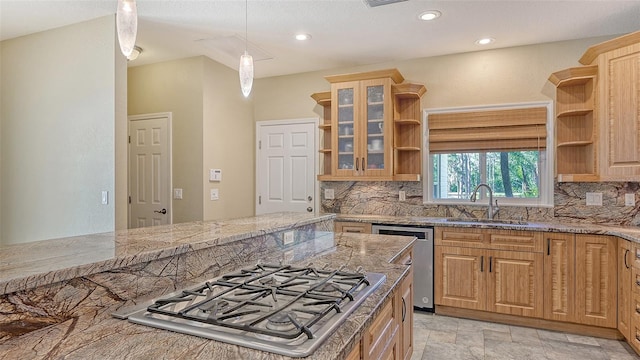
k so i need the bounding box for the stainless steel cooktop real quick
[113,263,385,357]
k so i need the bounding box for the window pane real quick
[432,153,480,199]
[485,151,539,198]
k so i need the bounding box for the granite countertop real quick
[0,231,415,360]
[336,214,640,243]
[0,212,335,295]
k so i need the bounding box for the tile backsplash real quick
[321,181,640,226]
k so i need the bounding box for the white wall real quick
[253,35,615,122]
[0,16,122,244]
[128,57,205,224]
[202,57,254,220]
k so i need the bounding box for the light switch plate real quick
[399,190,406,201]
[586,192,602,206]
[625,193,635,206]
[210,188,219,201]
[324,188,335,200]
[173,188,183,200]
[283,231,294,245]
[209,169,222,182]
[101,191,109,205]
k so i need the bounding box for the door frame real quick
[128,112,173,228]
[255,117,319,215]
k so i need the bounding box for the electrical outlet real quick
[625,193,636,206]
[210,188,219,201]
[283,231,294,245]
[324,188,335,200]
[399,190,406,201]
[586,192,602,206]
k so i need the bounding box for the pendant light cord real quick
[245,0,248,51]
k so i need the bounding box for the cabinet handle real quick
[355,158,359,171]
[489,256,493,273]
[636,280,640,287]
[547,238,550,256]
[635,307,640,315]
[636,334,640,342]
[480,256,484,272]
[401,297,406,322]
[625,249,630,269]
[362,157,365,173]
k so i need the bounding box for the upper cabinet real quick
[549,30,640,182]
[312,69,426,181]
[582,31,640,181]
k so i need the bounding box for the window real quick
[424,102,553,207]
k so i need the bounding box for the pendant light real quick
[239,0,254,97]
[116,0,138,58]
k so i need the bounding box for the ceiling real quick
[2,0,640,78]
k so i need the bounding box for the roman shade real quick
[427,106,547,153]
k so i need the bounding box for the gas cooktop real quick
[113,263,385,357]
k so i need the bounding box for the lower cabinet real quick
[575,234,617,328]
[543,233,576,322]
[350,254,413,360]
[619,238,632,341]
[435,245,543,318]
[435,227,544,318]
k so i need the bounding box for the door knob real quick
[307,196,313,201]
[306,207,313,212]
[154,208,167,214]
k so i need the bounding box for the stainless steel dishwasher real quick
[371,224,434,312]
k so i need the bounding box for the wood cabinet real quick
[362,293,399,360]
[549,30,640,182]
[580,31,640,181]
[575,234,617,328]
[435,227,544,318]
[312,69,425,181]
[543,233,576,322]
[548,66,598,182]
[619,238,632,340]
[335,221,372,233]
[398,264,414,360]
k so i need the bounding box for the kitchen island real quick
[0,212,415,360]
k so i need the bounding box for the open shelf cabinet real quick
[549,65,599,182]
[392,83,426,181]
[311,91,333,180]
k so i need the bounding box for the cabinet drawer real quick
[630,294,640,353]
[436,227,485,247]
[633,267,640,295]
[335,221,372,234]
[363,297,399,360]
[489,229,543,252]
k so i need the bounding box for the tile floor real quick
[411,311,640,360]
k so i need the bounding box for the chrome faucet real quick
[470,183,499,219]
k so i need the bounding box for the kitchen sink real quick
[443,218,529,226]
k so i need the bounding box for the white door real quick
[128,113,172,228]
[256,119,317,215]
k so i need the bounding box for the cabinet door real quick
[361,78,393,178]
[332,81,360,177]
[619,239,632,340]
[435,246,486,310]
[486,250,544,318]
[575,234,617,328]
[543,233,576,322]
[599,44,640,179]
[399,266,413,360]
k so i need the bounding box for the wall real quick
[128,57,205,224]
[202,57,254,220]
[254,34,640,226]
[128,56,255,223]
[0,16,122,245]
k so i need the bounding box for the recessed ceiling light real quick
[295,33,312,41]
[475,37,495,45]
[419,10,441,21]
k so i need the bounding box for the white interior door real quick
[256,119,317,215]
[128,113,172,228]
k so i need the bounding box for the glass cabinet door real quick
[335,86,356,175]
[365,84,385,171]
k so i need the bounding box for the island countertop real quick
[0,230,414,360]
[0,212,335,295]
